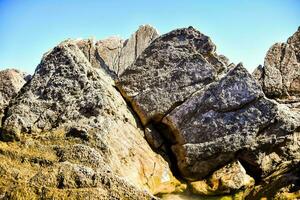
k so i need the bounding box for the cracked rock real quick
[75,24,158,77]
[117,26,229,125]
[0,39,182,196]
[253,27,300,108]
[0,69,29,127]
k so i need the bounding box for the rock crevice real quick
[0,25,299,199]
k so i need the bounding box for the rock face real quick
[1,25,300,200]
[117,25,159,75]
[75,25,158,77]
[117,27,229,125]
[163,64,280,179]
[253,27,300,108]
[117,26,300,199]
[0,69,28,127]
[0,40,183,198]
[249,27,300,199]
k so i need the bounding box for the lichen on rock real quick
[0,25,299,200]
[0,37,182,198]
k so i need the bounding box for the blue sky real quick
[0,0,299,74]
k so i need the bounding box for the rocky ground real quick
[0,25,299,200]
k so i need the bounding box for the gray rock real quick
[0,69,28,127]
[287,26,300,61]
[238,106,300,178]
[117,26,229,125]
[0,40,182,195]
[118,24,159,75]
[162,64,281,179]
[117,26,300,186]
[161,63,300,183]
[253,27,300,106]
[75,25,158,77]
[252,64,264,87]
[95,36,124,74]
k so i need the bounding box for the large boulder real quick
[0,40,183,198]
[161,64,297,180]
[0,69,29,127]
[117,26,230,125]
[117,26,300,199]
[163,64,299,194]
[253,27,300,108]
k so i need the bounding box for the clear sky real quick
[0,0,299,74]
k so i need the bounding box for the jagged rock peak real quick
[45,25,159,78]
[253,27,300,108]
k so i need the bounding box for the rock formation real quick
[250,26,300,199]
[0,39,183,199]
[116,27,230,125]
[118,26,300,199]
[75,24,158,77]
[0,69,29,127]
[0,25,299,200]
[253,27,300,109]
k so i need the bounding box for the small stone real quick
[190,161,254,195]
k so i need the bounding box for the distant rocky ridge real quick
[0,25,299,200]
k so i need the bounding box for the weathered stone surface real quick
[95,37,124,74]
[190,161,254,196]
[0,69,28,127]
[0,139,155,199]
[74,25,158,77]
[252,64,264,86]
[253,27,300,107]
[117,26,229,125]
[117,26,300,198]
[0,40,183,197]
[246,162,300,200]
[1,25,299,199]
[287,27,300,61]
[238,106,300,177]
[162,64,267,179]
[162,64,300,180]
[118,24,159,75]
[247,28,300,199]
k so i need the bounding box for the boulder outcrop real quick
[1,25,299,200]
[117,26,230,125]
[253,27,300,109]
[0,39,183,198]
[0,69,29,127]
[118,26,300,199]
